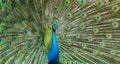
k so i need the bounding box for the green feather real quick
[44,28,52,52]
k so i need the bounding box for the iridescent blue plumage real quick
[48,24,59,64]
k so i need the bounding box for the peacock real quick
[0,0,120,64]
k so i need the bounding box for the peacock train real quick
[0,0,120,64]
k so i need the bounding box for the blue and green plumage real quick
[48,29,59,64]
[44,24,59,64]
[0,0,120,64]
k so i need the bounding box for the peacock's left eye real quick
[53,23,58,31]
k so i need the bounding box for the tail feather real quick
[0,0,120,64]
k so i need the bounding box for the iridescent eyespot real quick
[99,40,105,46]
[79,24,85,30]
[65,24,71,31]
[112,5,119,13]
[60,34,65,39]
[110,50,116,55]
[79,0,86,6]
[93,28,99,34]
[80,12,87,19]
[95,15,101,21]
[66,13,72,19]
[38,8,44,15]
[66,39,72,45]
[93,50,97,54]
[88,36,93,42]
[53,6,59,12]
[96,0,104,9]
[64,0,70,6]
[75,33,80,39]
[106,33,112,39]
[112,21,119,28]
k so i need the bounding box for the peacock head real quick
[52,23,58,31]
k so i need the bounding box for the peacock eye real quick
[113,6,117,10]
[99,40,105,46]
[88,36,93,42]
[112,5,119,13]
[112,22,119,28]
[20,16,25,21]
[53,23,58,31]
[75,33,80,39]
[110,50,116,55]
[64,0,70,6]
[38,8,44,15]
[66,39,72,45]
[93,28,99,34]
[66,13,72,19]
[65,24,71,31]
[53,6,59,12]
[60,34,65,39]
[79,0,84,3]
[98,2,101,5]
[79,0,86,6]
[106,33,112,39]
[97,1,102,6]
[96,0,104,9]
[79,24,85,30]
[93,50,97,54]
[65,2,68,4]
[95,15,101,21]
[80,12,87,19]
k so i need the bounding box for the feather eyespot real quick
[66,13,72,19]
[112,22,119,28]
[112,5,119,13]
[106,34,112,39]
[53,6,59,12]
[64,0,70,6]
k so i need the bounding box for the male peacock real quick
[0,0,120,64]
[47,23,59,64]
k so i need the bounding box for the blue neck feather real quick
[48,30,59,64]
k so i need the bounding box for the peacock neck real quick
[52,31,59,49]
[48,30,59,64]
